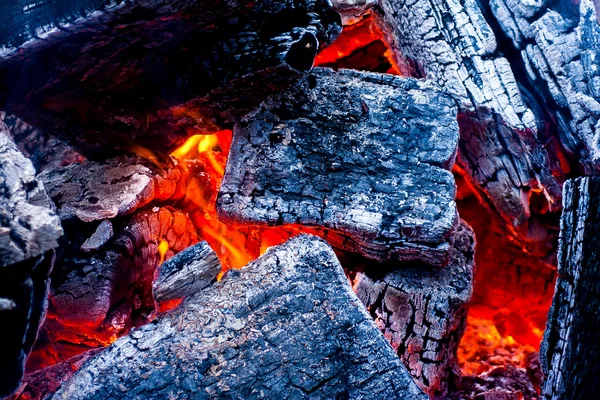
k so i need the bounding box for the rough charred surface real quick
[0,0,341,158]
[540,177,600,399]
[0,122,63,397]
[351,222,475,397]
[489,0,600,174]
[8,349,102,400]
[153,241,220,305]
[0,122,62,266]
[42,207,197,351]
[39,156,189,223]
[330,0,566,231]
[0,253,55,398]
[51,235,427,400]
[457,109,564,226]
[218,68,459,266]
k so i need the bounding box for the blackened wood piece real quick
[0,252,54,397]
[47,207,198,348]
[51,235,427,400]
[540,177,600,399]
[39,155,189,223]
[353,222,475,398]
[153,241,221,304]
[218,68,459,266]
[0,122,63,266]
[0,0,341,159]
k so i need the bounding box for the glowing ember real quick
[458,306,540,376]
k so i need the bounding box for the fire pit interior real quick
[1,0,599,399]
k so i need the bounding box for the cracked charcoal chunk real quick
[0,121,63,266]
[540,177,600,399]
[218,68,459,266]
[51,235,426,400]
[153,241,221,304]
[0,0,341,159]
[375,0,536,129]
[39,156,189,223]
[490,0,600,174]
[457,109,564,225]
[353,222,476,398]
[45,207,198,352]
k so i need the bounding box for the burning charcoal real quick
[450,365,539,400]
[153,241,221,305]
[541,177,600,399]
[218,68,459,266]
[0,122,63,397]
[43,207,198,357]
[352,222,476,397]
[39,156,189,223]
[0,0,341,159]
[50,235,427,400]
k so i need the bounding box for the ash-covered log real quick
[51,235,427,399]
[0,0,341,158]
[540,176,600,399]
[352,222,476,397]
[0,121,63,397]
[218,68,459,266]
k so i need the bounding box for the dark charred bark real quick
[218,68,459,266]
[0,0,341,159]
[540,176,600,399]
[0,122,63,397]
[351,222,476,397]
[50,235,427,400]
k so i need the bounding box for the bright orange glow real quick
[170,131,303,271]
[458,306,541,375]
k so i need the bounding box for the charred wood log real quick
[488,0,600,174]
[0,122,63,397]
[351,222,476,397]
[540,176,600,399]
[218,68,459,266]
[0,0,341,159]
[51,235,427,400]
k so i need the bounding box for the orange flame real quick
[170,131,301,272]
[157,239,169,265]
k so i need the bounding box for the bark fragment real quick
[51,235,427,400]
[540,177,600,399]
[218,68,459,266]
[153,241,221,305]
[352,222,476,397]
